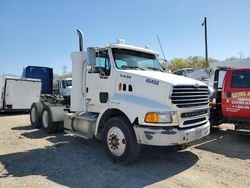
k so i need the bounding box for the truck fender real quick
[94,105,132,136]
[94,94,172,136]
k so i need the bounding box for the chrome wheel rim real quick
[42,111,49,129]
[31,107,36,123]
[107,127,126,156]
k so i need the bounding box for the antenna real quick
[62,65,67,75]
[157,35,167,61]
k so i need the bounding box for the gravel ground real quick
[0,113,250,188]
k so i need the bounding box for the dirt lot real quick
[0,113,250,188]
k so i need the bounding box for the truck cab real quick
[72,38,210,161]
[222,68,250,119]
[22,66,53,94]
[210,67,250,130]
[30,31,210,164]
[57,78,72,98]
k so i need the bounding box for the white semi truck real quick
[30,30,210,164]
[57,78,72,98]
[57,78,72,104]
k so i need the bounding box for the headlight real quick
[145,112,172,123]
[158,113,172,123]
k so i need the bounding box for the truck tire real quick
[41,105,57,133]
[56,121,64,133]
[103,116,141,165]
[30,102,43,129]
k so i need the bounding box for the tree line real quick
[163,56,242,71]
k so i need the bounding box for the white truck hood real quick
[121,70,207,86]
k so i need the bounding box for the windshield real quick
[112,48,163,72]
[65,80,72,87]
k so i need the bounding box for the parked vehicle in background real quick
[55,78,72,104]
[30,30,210,164]
[210,67,250,131]
[172,68,194,75]
[0,76,41,112]
[57,78,72,98]
[172,68,211,84]
[22,66,53,94]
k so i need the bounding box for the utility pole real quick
[202,17,208,69]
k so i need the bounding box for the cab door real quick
[222,69,250,119]
[85,50,112,113]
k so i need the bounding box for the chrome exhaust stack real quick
[76,29,84,51]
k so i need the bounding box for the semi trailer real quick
[0,76,41,112]
[30,30,210,164]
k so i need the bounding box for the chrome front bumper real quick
[134,121,210,146]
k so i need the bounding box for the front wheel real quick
[103,116,141,165]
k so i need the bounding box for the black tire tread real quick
[41,105,57,133]
[103,116,141,165]
[30,102,44,129]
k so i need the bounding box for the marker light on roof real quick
[116,39,125,44]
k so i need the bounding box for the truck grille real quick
[171,85,209,108]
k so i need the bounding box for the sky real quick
[0,0,250,75]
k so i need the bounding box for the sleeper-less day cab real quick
[30,30,210,164]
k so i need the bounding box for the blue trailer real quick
[22,66,53,94]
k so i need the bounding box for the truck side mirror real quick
[87,47,96,66]
[159,59,167,72]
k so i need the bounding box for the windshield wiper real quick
[146,67,163,72]
[121,66,145,70]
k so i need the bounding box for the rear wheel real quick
[41,105,57,133]
[30,102,43,128]
[103,116,141,165]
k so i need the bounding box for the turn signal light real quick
[145,112,158,123]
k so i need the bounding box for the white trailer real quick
[0,76,41,111]
[30,30,210,164]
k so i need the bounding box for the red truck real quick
[210,67,250,131]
